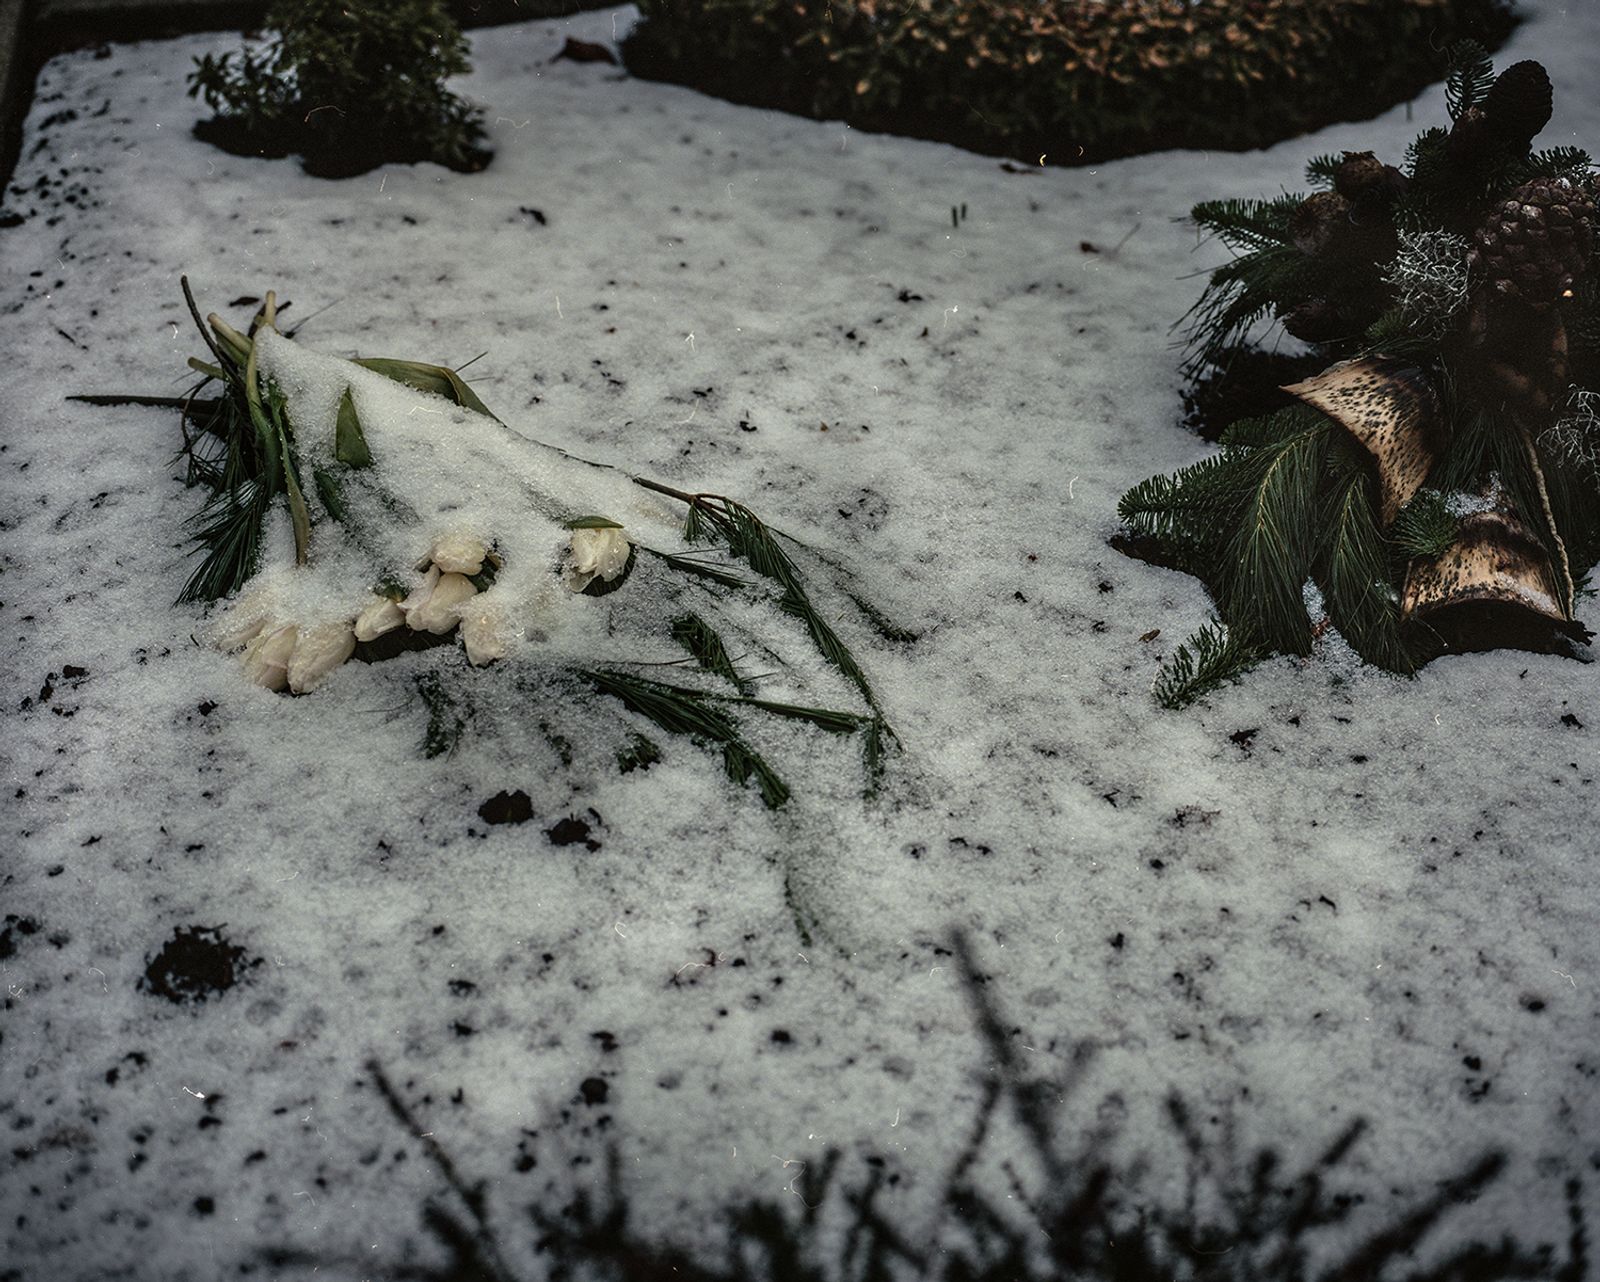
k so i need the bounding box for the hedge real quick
[621,0,1516,165]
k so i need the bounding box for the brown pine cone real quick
[1290,191,1396,265]
[1481,60,1554,148]
[1279,298,1349,343]
[1469,177,1596,312]
[1447,106,1496,167]
[1333,151,1408,206]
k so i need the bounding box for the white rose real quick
[241,624,297,691]
[428,533,487,576]
[287,622,356,693]
[403,566,479,634]
[353,594,405,642]
[565,525,631,591]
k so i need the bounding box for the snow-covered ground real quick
[1,4,1597,1277]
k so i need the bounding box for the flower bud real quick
[428,533,488,576]
[353,594,405,642]
[403,566,478,634]
[210,585,276,652]
[287,622,356,693]
[459,606,508,666]
[241,624,297,691]
[565,525,631,591]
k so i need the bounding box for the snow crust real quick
[0,4,1597,1277]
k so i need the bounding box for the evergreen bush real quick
[187,0,491,178]
[621,0,1514,166]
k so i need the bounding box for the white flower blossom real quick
[459,605,509,666]
[210,585,276,652]
[241,624,297,691]
[287,622,356,693]
[403,566,479,634]
[428,533,487,576]
[353,594,406,642]
[565,525,631,591]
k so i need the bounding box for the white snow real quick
[1,4,1597,1277]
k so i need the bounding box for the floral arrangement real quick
[74,283,898,806]
[1119,44,1599,706]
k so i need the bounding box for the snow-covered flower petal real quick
[353,595,406,642]
[209,585,277,652]
[405,569,478,634]
[565,526,631,591]
[287,622,356,693]
[459,605,508,666]
[429,533,487,576]
[241,624,297,691]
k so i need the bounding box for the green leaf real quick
[334,387,374,467]
[565,515,625,529]
[313,466,346,521]
[354,356,499,422]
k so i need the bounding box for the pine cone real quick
[1481,60,1553,148]
[1279,298,1348,343]
[1446,106,1495,167]
[1290,191,1396,264]
[1333,151,1408,206]
[1470,177,1597,312]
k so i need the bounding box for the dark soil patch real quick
[139,925,259,1005]
[546,813,602,851]
[0,914,41,960]
[478,790,534,826]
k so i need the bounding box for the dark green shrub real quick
[623,0,1515,165]
[188,0,491,178]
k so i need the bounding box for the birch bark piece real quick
[1283,356,1444,526]
[1400,507,1569,629]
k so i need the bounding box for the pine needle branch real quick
[1219,423,1331,655]
[1153,622,1269,709]
[584,668,791,809]
[632,478,890,721]
[671,613,754,694]
[1315,462,1414,672]
[1444,40,1494,122]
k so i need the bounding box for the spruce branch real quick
[1153,622,1269,710]
[1218,422,1332,655]
[1444,40,1494,123]
[1390,491,1460,560]
[1315,463,1413,672]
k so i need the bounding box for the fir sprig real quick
[1153,622,1269,710]
[1444,39,1494,122]
[1390,491,1460,560]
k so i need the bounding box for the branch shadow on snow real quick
[260,932,1591,1282]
